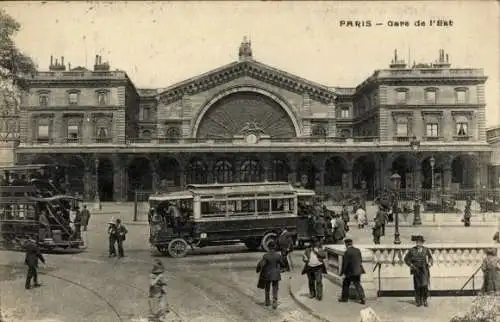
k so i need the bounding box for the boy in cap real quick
[404,235,433,307]
[149,259,169,321]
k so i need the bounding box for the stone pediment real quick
[155,60,336,105]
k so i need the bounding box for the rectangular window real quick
[426,123,439,137]
[396,91,408,104]
[340,107,350,118]
[97,92,107,105]
[96,127,111,143]
[39,95,48,107]
[257,199,270,214]
[37,125,49,143]
[67,125,79,142]
[396,122,408,137]
[200,201,226,218]
[456,122,468,136]
[456,90,467,104]
[425,91,436,104]
[68,93,79,105]
[141,107,151,121]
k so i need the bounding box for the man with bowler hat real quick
[338,236,366,304]
[24,238,46,289]
[404,235,433,307]
[256,240,285,309]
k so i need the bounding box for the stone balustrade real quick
[324,244,500,300]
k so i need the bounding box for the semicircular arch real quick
[192,85,302,138]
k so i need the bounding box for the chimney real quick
[99,55,102,64]
[389,49,406,68]
[68,62,71,70]
[61,56,64,66]
[446,54,449,62]
[50,55,53,66]
[434,50,451,68]
[95,55,99,65]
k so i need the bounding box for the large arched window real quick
[213,160,233,183]
[240,159,262,182]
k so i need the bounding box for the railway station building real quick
[13,38,493,201]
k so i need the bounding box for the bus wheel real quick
[167,239,189,258]
[156,245,169,255]
[261,232,278,252]
[244,239,260,251]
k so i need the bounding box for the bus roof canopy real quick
[0,164,75,172]
[149,182,314,202]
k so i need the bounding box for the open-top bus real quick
[148,181,316,257]
[0,164,83,251]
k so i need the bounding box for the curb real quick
[287,278,332,322]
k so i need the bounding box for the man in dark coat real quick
[277,228,294,271]
[338,237,366,304]
[80,205,91,231]
[256,240,284,309]
[372,206,386,244]
[341,204,350,232]
[24,238,46,289]
[115,218,128,258]
[313,214,326,242]
[404,235,433,307]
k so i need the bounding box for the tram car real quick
[0,164,84,251]
[148,182,316,257]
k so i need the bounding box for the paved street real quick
[0,213,319,322]
[1,209,498,322]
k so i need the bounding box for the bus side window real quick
[271,199,286,212]
[257,199,270,214]
[200,201,226,218]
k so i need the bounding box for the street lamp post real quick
[410,137,422,225]
[390,173,402,245]
[95,158,101,210]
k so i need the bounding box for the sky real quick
[3,1,499,126]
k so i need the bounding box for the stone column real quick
[112,155,126,202]
[151,157,160,192]
[287,155,298,185]
[261,155,270,181]
[413,164,422,190]
[442,166,452,192]
[313,156,326,193]
[206,158,215,184]
[83,163,92,201]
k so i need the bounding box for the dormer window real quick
[68,92,79,105]
[97,92,107,105]
[425,88,438,104]
[455,88,468,104]
[396,88,409,104]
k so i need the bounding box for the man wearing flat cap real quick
[302,237,327,300]
[404,235,433,307]
[338,236,366,304]
[256,240,285,309]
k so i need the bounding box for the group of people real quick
[107,218,128,258]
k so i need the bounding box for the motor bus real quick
[148,181,316,257]
[0,164,84,251]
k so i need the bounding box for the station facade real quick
[14,39,492,201]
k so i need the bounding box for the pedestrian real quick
[108,220,118,257]
[355,206,367,229]
[256,240,284,309]
[313,213,326,243]
[24,238,46,289]
[341,204,350,232]
[81,205,91,231]
[115,218,128,258]
[480,248,500,294]
[301,237,327,301]
[404,235,434,307]
[333,213,346,244]
[277,227,294,272]
[149,259,169,321]
[338,237,366,305]
[372,206,385,244]
[463,203,472,227]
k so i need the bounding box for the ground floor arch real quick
[213,159,233,183]
[324,156,348,187]
[98,158,114,201]
[270,158,289,182]
[239,158,264,182]
[66,155,86,196]
[186,157,208,184]
[296,157,317,189]
[157,156,181,190]
[128,157,152,200]
[451,154,477,189]
[352,155,376,199]
[391,154,418,189]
